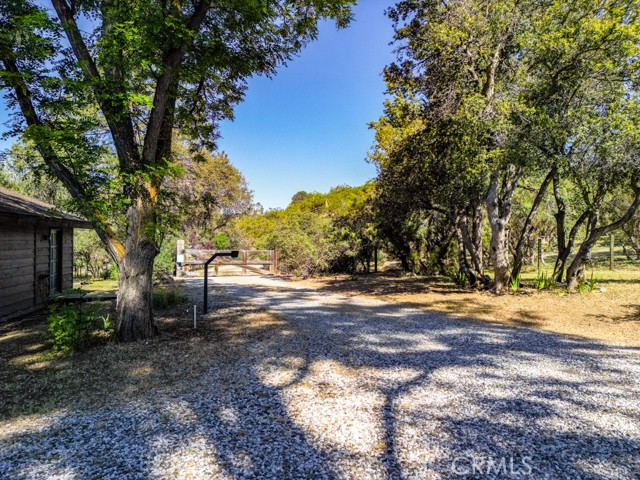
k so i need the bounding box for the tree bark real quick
[457,208,489,286]
[486,165,522,293]
[116,244,158,341]
[115,198,160,340]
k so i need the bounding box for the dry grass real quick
[0,282,229,420]
[295,268,640,348]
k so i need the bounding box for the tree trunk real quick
[551,172,590,283]
[455,225,476,286]
[566,182,640,289]
[486,166,521,293]
[565,240,594,289]
[457,210,489,286]
[511,167,555,280]
[116,246,157,341]
[115,198,159,341]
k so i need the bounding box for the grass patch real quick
[74,279,118,294]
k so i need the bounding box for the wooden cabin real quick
[0,187,89,321]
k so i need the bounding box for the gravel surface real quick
[1,275,639,479]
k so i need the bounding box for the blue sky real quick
[218,0,396,209]
[0,0,397,209]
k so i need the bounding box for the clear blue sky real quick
[218,0,396,209]
[0,0,397,210]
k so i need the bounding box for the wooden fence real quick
[176,240,279,277]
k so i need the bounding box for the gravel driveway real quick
[1,275,639,479]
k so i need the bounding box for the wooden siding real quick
[0,222,36,319]
[0,218,77,321]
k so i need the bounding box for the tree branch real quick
[1,54,125,262]
[51,0,138,168]
[142,0,212,165]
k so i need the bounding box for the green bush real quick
[155,234,178,276]
[48,303,112,354]
[152,288,187,309]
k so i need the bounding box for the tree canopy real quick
[0,0,355,340]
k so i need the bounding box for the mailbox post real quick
[203,250,239,314]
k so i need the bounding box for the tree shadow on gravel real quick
[1,278,639,479]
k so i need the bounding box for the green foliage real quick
[577,272,598,294]
[165,146,254,246]
[152,288,187,309]
[154,233,179,276]
[447,270,469,288]
[213,234,228,249]
[367,0,640,289]
[48,303,112,354]
[534,272,557,291]
[264,211,337,277]
[510,274,522,295]
[228,184,377,277]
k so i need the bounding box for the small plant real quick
[48,303,100,353]
[100,313,113,332]
[447,270,469,287]
[152,288,187,309]
[577,272,598,293]
[510,273,521,295]
[535,272,557,290]
[546,275,557,290]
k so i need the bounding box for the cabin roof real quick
[0,186,90,227]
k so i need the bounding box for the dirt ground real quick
[295,270,640,348]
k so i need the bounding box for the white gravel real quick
[1,275,639,479]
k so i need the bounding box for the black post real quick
[204,262,209,314]
[203,250,239,314]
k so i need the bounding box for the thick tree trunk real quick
[486,166,521,293]
[115,198,159,341]
[456,209,489,286]
[116,245,157,341]
[489,220,511,293]
[565,240,595,289]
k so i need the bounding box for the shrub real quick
[155,234,178,276]
[152,288,187,309]
[48,303,112,354]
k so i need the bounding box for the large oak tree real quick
[0,0,354,340]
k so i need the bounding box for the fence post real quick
[176,239,185,277]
